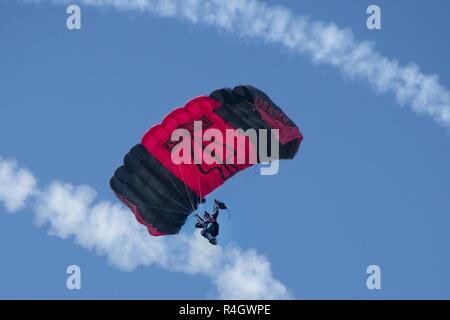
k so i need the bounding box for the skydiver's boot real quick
[201,230,217,245]
[209,237,218,245]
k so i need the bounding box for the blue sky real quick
[1,0,450,299]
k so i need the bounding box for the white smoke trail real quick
[0,156,36,212]
[14,0,450,127]
[0,155,292,299]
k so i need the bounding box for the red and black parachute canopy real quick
[110,85,303,236]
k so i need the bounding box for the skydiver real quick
[195,199,227,245]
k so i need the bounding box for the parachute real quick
[110,85,303,236]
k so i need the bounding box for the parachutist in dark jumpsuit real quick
[195,200,227,245]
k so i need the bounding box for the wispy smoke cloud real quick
[0,157,36,212]
[18,0,450,126]
[0,156,292,299]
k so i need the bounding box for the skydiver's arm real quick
[195,214,205,228]
[211,200,219,219]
